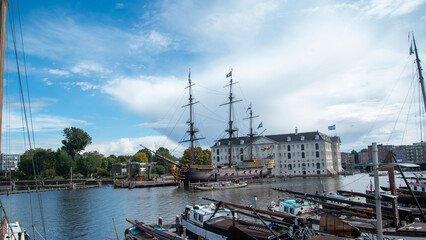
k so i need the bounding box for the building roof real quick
[212,131,340,147]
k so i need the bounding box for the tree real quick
[182,147,212,165]
[153,147,177,173]
[19,148,56,179]
[351,150,359,164]
[152,165,165,175]
[55,149,75,179]
[61,127,92,158]
[77,151,103,178]
[132,152,148,163]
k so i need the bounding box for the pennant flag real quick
[226,70,232,78]
[257,122,263,129]
[410,43,414,55]
[328,124,335,130]
[246,104,252,112]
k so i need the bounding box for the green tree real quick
[55,149,75,179]
[61,127,92,158]
[182,147,212,165]
[19,148,56,179]
[152,165,165,175]
[105,155,120,171]
[132,152,148,163]
[77,151,103,178]
[153,147,176,173]
[351,150,359,164]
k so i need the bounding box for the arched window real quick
[287,145,291,151]
[288,164,292,170]
[301,144,305,150]
[288,153,291,159]
[315,143,319,149]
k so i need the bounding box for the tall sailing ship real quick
[146,70,274,182]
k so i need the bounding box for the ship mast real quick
[221,70,241,167]
[180,69,204,165]
[412,34,426,114]
[0,0,8,154]
[243,103,258,161]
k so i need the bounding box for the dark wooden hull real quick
[183,166,271,182]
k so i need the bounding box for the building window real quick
[301,144,304,150]
[241,155,243,160]
[288,164,292,170]
[288,153,291,159]
[316,163,321,169]
[240,148,243,154]
[315,143,319,149]
[302,152,305,158]
[316,151,319,158]
[287,145,291,151]
[217,157,220,162]
[217,149,219,154]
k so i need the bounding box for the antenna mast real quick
[413,34,426,114]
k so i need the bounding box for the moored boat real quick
[193,180,247,191]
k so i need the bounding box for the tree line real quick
[15,127,211,180]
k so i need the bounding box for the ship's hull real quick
[173,165,271,182]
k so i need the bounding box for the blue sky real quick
[3,0,426,157]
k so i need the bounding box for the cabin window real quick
[290,208,294,214]
[284,207,288,212]
[198,215,203,222]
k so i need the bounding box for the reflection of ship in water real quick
[148,70,274,182]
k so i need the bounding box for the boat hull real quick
[194,182,247,191]
[181,165,271,182]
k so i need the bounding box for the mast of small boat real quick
[412,33,426,114]
[0,0,8,154]
[221,70,242,167]
[181,69,204,165]
[372,142,383,239]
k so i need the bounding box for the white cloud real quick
[71,62,112,76]
[363,0,426,18]
[115,3,125,9]
[48,69,70,76]
[85,135,185,156]
[74,82,100,91]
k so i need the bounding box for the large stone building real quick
[211,131,342,177]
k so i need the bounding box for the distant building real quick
[405,142,426,163]
[211,130,342,176]
[111,162,149,177]
[358,151,369,164]
[368,144,392,163]
[341,152,355,170]
[0,154,20,171]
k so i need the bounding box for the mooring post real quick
[158,217,163,227]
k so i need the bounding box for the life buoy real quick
[270,201,276,208]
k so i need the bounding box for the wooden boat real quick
[193,181,247,191]
[268,198,319,216]
[125,219,184,240]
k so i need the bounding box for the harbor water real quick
[0,173,422,239]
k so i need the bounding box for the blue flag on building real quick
[328,124,336,130]
[257,122,263,129]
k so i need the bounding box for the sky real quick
[2,0,426,157]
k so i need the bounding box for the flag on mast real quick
[226,70,232,78]
[257,122,263,129]
[328,124,335,130]
[246,104,251,112]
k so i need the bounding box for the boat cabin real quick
[277,199,316,216]
[184,203,234,227]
